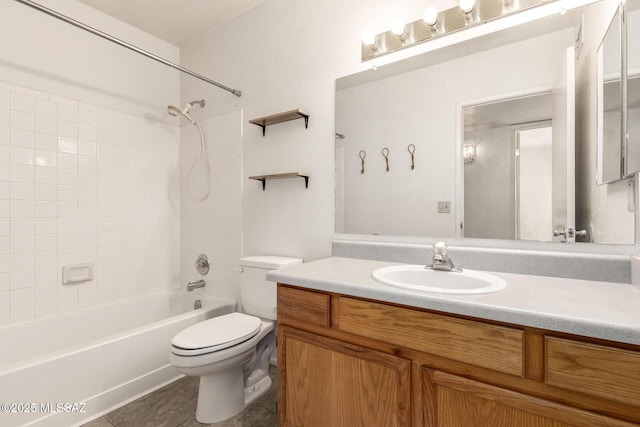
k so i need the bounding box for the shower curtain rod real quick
[14,0,242,97]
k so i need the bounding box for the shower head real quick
[167,99,206,125]
[167,104,196,125]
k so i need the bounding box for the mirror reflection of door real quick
[551,46,576,243]
[515,124,553,241]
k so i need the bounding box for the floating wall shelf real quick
[249,172,309,190]
[249,109,309,136]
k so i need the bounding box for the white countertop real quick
[267,257,640,346]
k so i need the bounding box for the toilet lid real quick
[171,312,262,356]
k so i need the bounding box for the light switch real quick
[438,201,451,213]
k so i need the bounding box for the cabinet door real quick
[279,327,410,427]
[422,370,637,427]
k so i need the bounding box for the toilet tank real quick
[239,256,303,320]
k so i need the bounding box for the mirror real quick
[597,4,624,184]
[628,0,640,174]
[335,0,635,244]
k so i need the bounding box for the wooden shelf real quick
[249,109,309,136]
[249,172,309,190]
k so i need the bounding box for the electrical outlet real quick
[438,201,451,213]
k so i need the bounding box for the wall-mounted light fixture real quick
[463,144,476,163]
[362,0,558,61]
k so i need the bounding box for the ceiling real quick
[77,0,266,46]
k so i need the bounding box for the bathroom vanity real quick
[270,257,640,427]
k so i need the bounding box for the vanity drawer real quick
[338,297,524,376]
[277,285,330,328]
[545,337,640,407]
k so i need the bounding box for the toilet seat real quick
[171,312,262,357]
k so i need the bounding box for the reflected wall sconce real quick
[361,0,556,61]
[463,144,476,163]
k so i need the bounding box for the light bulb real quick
[423,6,439,26]
[391,19,406,37]
[502,0,519,12]
[362,30,377,46]
[459,0,476,14]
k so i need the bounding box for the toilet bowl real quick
[170,313,275,422]
[169,255,302,423]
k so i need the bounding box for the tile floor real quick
[82,366,277,427]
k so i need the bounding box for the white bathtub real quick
[0,291,235,427]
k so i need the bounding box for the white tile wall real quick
[0,80,181,328]
[181,110,242,305]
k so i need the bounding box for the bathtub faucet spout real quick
[187,280,205,291]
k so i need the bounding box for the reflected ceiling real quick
[464,93,552,131]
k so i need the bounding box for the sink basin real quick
[371,265,507,295]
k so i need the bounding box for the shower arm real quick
[14,0,242,98]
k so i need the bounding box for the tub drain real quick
[194,299,202,310]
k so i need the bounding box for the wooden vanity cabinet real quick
[422,370,638,427]
[279,327,410,427]
[277,285,640,427]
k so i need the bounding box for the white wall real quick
[0,1,181,327]
[180,0,464,263]
[464,126,514,240]
[1,0,180,119]
[179,0,624,263]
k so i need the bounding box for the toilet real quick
[169,255,302,423]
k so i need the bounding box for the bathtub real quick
[0,291,235,427]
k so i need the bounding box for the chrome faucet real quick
[187,279,205,291]
[427,242,462,272]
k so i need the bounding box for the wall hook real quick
[408,144,415,170]
[382,147,390,172]
[359,150,366,174]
